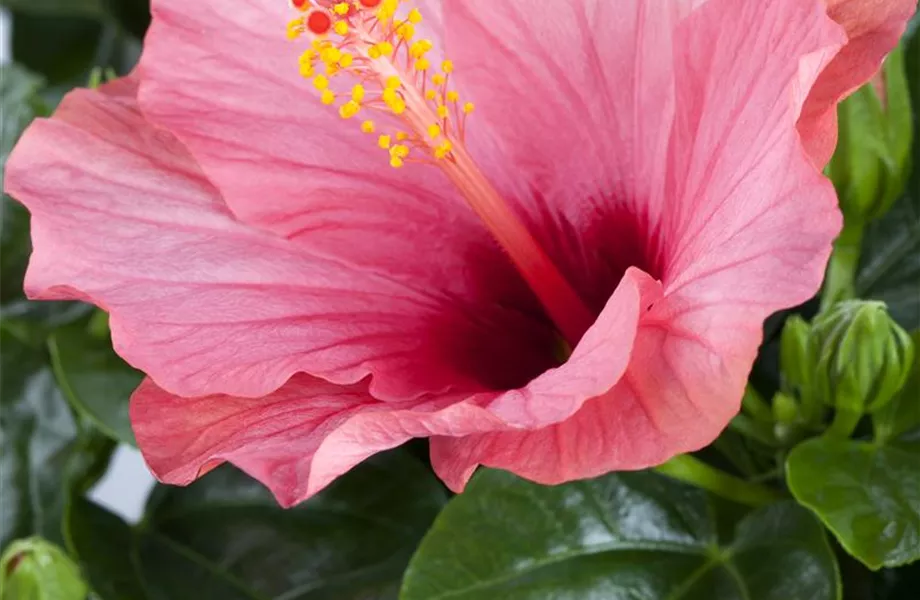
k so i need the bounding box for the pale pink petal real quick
[5,81,556,401]
[431,0,847,489]
[130,375,503,507]
[799,0,916,166]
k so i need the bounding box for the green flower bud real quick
[772,391,800,425]
[0,538,87,600]
[780,315,812,399]
[809,301,914,416]
[826,44,913,225]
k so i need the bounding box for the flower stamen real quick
[286,0,595,345]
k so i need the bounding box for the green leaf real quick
[787,437,920,570]
[67,450,447,599]
[400,470,839,600]
[48,321,143,446]
[0,537,88,600]
[874,330,920,442]
[0,330,114,550]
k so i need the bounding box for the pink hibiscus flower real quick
[6,0,913,507]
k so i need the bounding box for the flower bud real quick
[780,315,813,399]
[808,301,914,415]
[826,44,913,225]
[0,538,87,600]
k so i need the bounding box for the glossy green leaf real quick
[401,470,839,600]
[0,330,114,550]
[787,438,920,570]
[67,450,447,599]
[48,321,143,446]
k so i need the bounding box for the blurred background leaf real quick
[67,450,446,600]
[0,329,115,550]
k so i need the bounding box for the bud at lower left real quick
[0,538,87,600]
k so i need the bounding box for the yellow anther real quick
[463,102,475,114]
[378,42,394,57]
[339,100,361,119]
[321,47,342,65]
[286,18,304,40]
[390,98,406,114]
[432,74,446,86]
[434,140,453,159]
[419,40,434,52]
[361,120,376,134]
[385,76,401,89]
[390,144,409,158]
[408,8,423,24]
[378,0,398,20]
[425,89,437,100]
[338,53,354,68]
[352,84,366,103]
[321,89,336,105]
[368,46,382,59]
[382,88,398,104]
[396,23,415,41]
[299,49,317,65]
[396,131,409,141]
[333,2,351,15]
[437,105,449,118]
[415,58,430,71]
[446,90,459,102]
[427,124,441,139]
[442,60,454,73]
[378,135,392,149]
[312,39,327,52]
[390,156,404,169]
[334,21,349,36]
[409,41,428,59]
[313,74,330,90]
[299,64,315,78]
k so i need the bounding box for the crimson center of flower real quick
[287,0,596,347]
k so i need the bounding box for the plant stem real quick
[654,455,783,507]
[821,223,864,310]
[826,408,863,440]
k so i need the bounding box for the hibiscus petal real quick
[431,0,848,489]
[130,375,503,506]
[4,80,552,401]
[799,0,916,166]
[134,267,658,503]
